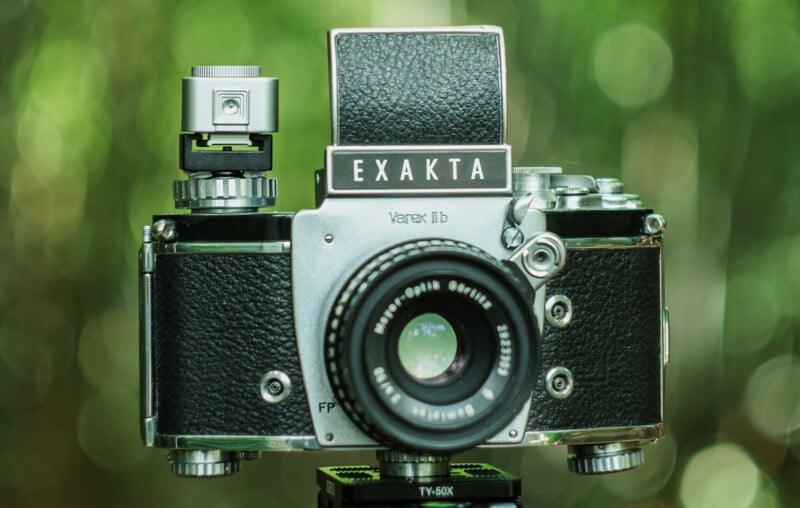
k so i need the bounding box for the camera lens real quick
[397,313,459,382]
[326,240,539,453]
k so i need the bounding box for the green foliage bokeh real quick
[1,0,799,506]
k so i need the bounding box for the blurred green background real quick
[1,0,799,506]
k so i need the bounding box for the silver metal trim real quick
[143,417,157,447]
[159,241,290,254]
[563,237,654,248]
[545,367,574,400]
[485,397,531,445]
[140,273,153,417]
[663,307,670,367]
[324,144,513,196]
[154,434,320,451]
[259,370,292,404]
[524,424,663,446]
[506,232,566,291]
[150,426,662,451]
[545,295,573,328]
[328,26,507,145]
[139,240,156,445]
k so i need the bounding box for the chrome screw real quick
[259,371,292,404]
[546,367,574,399]
[545,295,573,328]
[644,214,667,235]
[502,226,524,249]
[153,219,177,242]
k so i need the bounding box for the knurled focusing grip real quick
[329,27,507,145]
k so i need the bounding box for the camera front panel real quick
[292,196,546,450]
[524,207,666,445]
[142,213,316,448]
[529,244,664,432]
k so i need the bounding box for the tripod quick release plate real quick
[317,463,521,508]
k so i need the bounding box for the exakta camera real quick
[139,26,669,480]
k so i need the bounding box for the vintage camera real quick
[139,27,668,480]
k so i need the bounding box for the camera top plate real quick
[329,26,507,146]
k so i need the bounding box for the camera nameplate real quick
[325,145,512,196]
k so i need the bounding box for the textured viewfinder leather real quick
[529,247,663,430]
[153,252,314,436]
[332,31,504,145]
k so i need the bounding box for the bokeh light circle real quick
[723,273,779,357]
[593,23,673,108]
[733,7,800,105]
[78,307,138,391]
[0,300,75,384]
[680,443,760,508]
[744,354,800,441]
[77,391,148,470]
[600,436,677,501]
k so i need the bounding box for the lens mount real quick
[325,240,539,452]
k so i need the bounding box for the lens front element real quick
[397,313,460,382]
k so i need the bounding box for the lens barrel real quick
[325,240,539,452]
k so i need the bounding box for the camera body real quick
[139,27,668,477]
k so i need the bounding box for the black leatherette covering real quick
[153,252,314,436]
[529,246,663,430]
[333,31,504,145]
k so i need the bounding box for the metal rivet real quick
[325,433,334,442]
[509,430,518,439]
[546,367,574,400]
[644,213,667,236]
[545,295,573,328]
[153,219,177,242]
[324,234,334,244]
[259,370,292,404]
